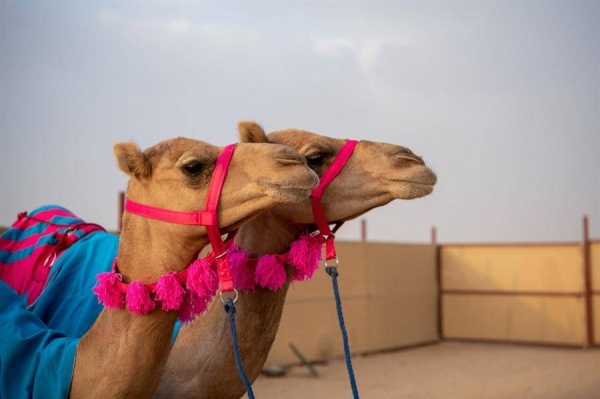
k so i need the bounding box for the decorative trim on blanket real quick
[0,206,105,304]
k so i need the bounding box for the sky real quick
[0,1,598,244]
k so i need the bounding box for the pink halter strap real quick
[310,140,358,261]
[125,143,237,292]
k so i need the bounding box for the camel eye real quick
[306,154,325,168]
[182,161,203,176]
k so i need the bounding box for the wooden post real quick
[432,226,443,340]
[360,219,367,242]
[118,191,125,233]
[583,215,594,348]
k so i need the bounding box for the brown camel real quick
[69,136,318,398]
[155,122,437,398]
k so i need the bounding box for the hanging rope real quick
[224,298,255,399]
[326,266,360,399]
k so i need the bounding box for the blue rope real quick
[326,266,360,399]
[224,298,255,399]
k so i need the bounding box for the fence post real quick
[118,191,125,233]
[432,226,443,340]
[361,219,367,242]
[583,215,593,348]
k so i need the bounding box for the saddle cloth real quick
[0,205,105,305]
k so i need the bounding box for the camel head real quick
[238,121,436,224]
[114,136,318,243]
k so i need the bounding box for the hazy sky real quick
[1,1,598,243]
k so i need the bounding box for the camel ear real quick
[113,142,151,179]
[238,121,268,143]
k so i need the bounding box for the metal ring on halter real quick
[214,248,229,259]
[219,288,239,304]
[325,257,339,268]
[44,252,57,268]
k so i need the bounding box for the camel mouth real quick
[258,169,318,202]
[261,183,313,202]
[387,167,437,187]
[260,181,317,192]
[389,179,436,187]
[391,180,436,191]
[411,182,435,195]
[385,177,436,199]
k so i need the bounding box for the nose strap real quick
[205,144,236,292]
[310,140,358,260]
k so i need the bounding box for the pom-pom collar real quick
[229,232,324,292]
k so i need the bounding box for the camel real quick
[155,122,437,398]
[0,136,318,398]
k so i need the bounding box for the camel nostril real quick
[275,147,307,166]
[276,157,305,166]
[395,154,425,165]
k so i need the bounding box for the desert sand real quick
[246,342,600,399]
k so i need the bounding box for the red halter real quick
[125,143,237,292]
[310,140,358,262]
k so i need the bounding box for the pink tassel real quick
[93,272,125,309]
[290,234,323,281]
[126,281,155,315]
[154,272,185,311]
[178,291,210,323]
[187,258,218,302]
[178,295,194,323]
[229,245,256,292]
[255,254,287,290]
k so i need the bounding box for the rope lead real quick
[224,298,255,399]
[326,266,360,399]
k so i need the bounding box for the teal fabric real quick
[31,232,118,337]
[0,230,118,398]
[0,280,78,399]
[0,209,188,398]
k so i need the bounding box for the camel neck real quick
[235,211,306,256]
[156,211,320,398]
[72,213,197,397]
[117,213,208,282]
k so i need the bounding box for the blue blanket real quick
[0,205,189,398]
[0,206,118,398]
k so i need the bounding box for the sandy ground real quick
[245,342,600,399]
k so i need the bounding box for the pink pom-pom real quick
[255,254,287,290]
[126,281,155,315]
[187,258,218,302]
[290,234,323,281]
[154,272,185,311]
[178,291,210,323]
[229,245,256,292]
[93,272,125,309]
